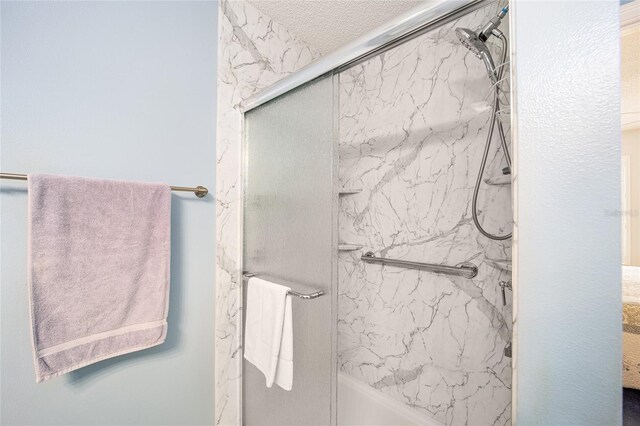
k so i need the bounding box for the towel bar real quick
[0,172,208,198]
[242,273,325,300]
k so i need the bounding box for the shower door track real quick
[240,0,487,112]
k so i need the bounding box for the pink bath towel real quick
[27,174,171,382]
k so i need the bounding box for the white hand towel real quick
[243,277,293,391]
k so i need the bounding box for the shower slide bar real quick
[242,273,325,300]
[361,251,478,279]
[0,172,208,198]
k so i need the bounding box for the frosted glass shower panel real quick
[243,74,337,425]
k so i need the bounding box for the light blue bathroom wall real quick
[511,1,621,425]
[0,1,216,425]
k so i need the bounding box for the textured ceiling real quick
[246,0,426,55]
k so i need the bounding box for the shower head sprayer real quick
[455,5,509,84]
[455,5,513,241]
[455,28,486,59]
[456,4,509,52]
[455,27,497,84]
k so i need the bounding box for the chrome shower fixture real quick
[478,5,508,42]
[455,27,498,84]
[455,5,509,84]
[455,4,512,241]
[455,6,508,48]
[455,28,488,58]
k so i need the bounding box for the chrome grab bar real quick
[361,251,478,279]
[242,273,325,300]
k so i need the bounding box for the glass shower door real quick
[242,74,338,425]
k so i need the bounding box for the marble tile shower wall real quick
[337,3,513,425]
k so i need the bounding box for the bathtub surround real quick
[215,2,318,423]
[27,174,171,383]
[337,3,512,425]
[214,1,515,424]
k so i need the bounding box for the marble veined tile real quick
[338,2,512,425]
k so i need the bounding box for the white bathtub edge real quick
[338,372,444,426]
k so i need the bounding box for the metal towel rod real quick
[242,273,325,300]
[361,251,478,279]
[0,172,208,198]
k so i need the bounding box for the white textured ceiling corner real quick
[245,0,426,55]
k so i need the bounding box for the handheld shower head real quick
[455,28,487,59]
[455,6,513,241]
[455,27,497,83]
[455,5,509,82]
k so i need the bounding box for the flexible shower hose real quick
[471,32,512,240]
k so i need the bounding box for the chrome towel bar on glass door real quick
[242,273,325,300]
[361,251,478,279]
[0,172,208,198]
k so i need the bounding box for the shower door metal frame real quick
[240,0,486,113]
[240,73,340,425]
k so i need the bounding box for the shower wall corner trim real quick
[239,0,483,112]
